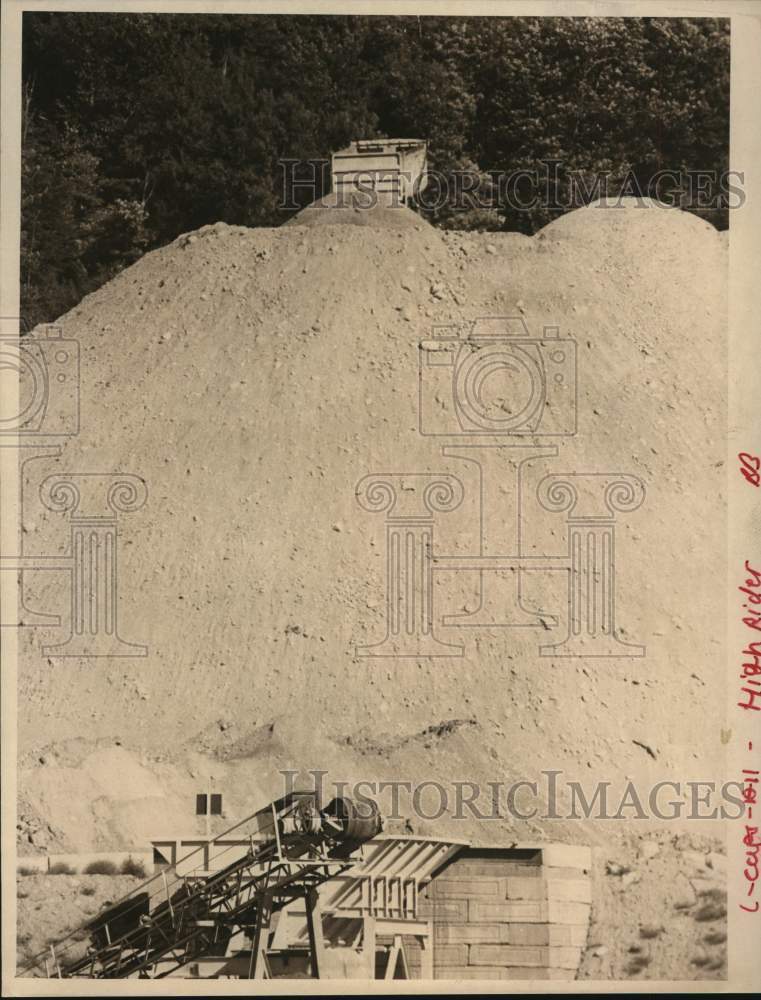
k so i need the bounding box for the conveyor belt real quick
[20,791,381,979]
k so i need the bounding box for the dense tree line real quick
[21,13,730,325]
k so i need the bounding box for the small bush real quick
[706,951,726,972]
[704,928,727,946]
[119,857,146,878]
[83,859,118,876]
[17,866,37,876]
[625,953,651,975]
[79,885,96,896]
[49,862,75,875]
[694,900,727,922]
[694,888,727,922]
[639,923,663,940]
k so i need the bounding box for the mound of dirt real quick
[16,203,728,979]
[541,196,720,245]
[16,795,68,856]
[18,202,726,768]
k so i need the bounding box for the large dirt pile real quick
[15,199,728,980]
[17,199,726,842]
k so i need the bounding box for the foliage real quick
[83,859,118,875]
[119,857,147,878]
[48,862,76,875]
[21,13,730,324]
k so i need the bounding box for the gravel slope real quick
[16,200,728,980]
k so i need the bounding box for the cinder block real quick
[435,923,505,944]
[566,924,589,948]
[544,865,593,880]
[435,878,503,898]
[539,844,592,870]
[503,863,542,876]
[452,860,542,878]
[506,923,550,946]
[547,900,591,925]
[434,944,469,967]
[498,967,553,980]
[470,899,547,923]
[421,898,468,922]
[434,966,509,980]
[475,900,544,923]
[546,878,592,903]
[470,945,545,967]
[505,876,546,900]
[506,923,589,948]
[549,924,589,947]
[442,862,499,876]
[403,937,423,963]
[547,945,584,970]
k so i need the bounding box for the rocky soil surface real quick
[15,199,729,980]
[579,828,726,980]
[16,874,143,976]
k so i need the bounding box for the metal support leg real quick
[248,891,273,980]
[305,887,325,978]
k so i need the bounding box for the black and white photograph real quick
[1,0,759,992]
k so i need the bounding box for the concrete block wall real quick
[418,844,592,981]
